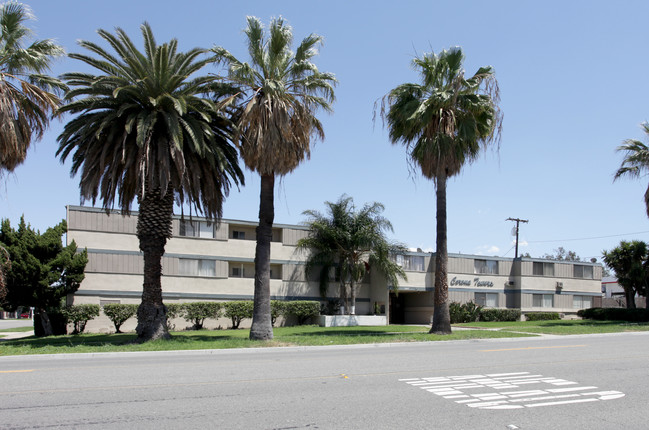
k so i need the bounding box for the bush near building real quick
[450,302,522,323]
[525,312,560,321]
[62,304,100,334]
[285,301,320,325]
[270,301,286,327]
[449,301,482,323]
[182,302,222,330]
[102,304,138,333]
[480,308,521,322]
[578,307,649,322]
[223,301,254,329]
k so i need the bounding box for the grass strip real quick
[0,325,531,356]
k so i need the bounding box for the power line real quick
[527,230,649,244]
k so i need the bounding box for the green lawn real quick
[455,319,649,335]
[0,325,530,356]
[1,320,646,356]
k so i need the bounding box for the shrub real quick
[578,307,649,322]
[62,304,100,334]
[449,301,482,324]
[182,302,222,330]
[102,303,138,333]
[223,301,254,329]
[525,312,560,321]
[285,301,320,325]
[165,303,184,331]
[479,308,521,322]
[270,301,286,327]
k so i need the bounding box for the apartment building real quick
[66,205,603,331]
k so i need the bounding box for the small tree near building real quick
[0,217,87,336]
[602,241,649,309]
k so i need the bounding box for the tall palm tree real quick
[0,2,65,176]
[212,17,336,340]
[615,123,649,218]
[297,195,406,315]
[57,23,244,342]
[381,47,502,334]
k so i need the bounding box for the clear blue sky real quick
[2,0,649,263]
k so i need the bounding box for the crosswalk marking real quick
[400,372,624,409]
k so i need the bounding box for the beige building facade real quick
[66,205,603,331]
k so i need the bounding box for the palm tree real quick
[614,123,649,218]
[381,47,502,334]
[297,195,406,315]
[212,17,336,340]
[0,2,65,176]
[57,23,244,342]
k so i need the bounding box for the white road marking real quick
[402,372,624,409]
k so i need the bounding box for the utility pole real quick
[506,217,528,259]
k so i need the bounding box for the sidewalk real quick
[0,330,34,341]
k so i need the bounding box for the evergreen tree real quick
[0,217,88,335]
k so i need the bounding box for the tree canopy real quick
[614,122,649,218]
[297,195,406,315]
[0,1,65,177]
[0,217,87,334]
[602,240,649,309]
[56,22,243,342]
[542,247,581,262]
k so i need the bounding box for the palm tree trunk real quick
[135,186,173,342]
[430,172,452,334]
[250,174,275,340]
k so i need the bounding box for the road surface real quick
[0,332,646,429]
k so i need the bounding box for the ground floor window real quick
[475,292,498,307]
[572,295,592,309]
[532,293,553,308]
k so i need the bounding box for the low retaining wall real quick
[318,315,387,327]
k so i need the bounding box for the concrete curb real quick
[1,330,648,361]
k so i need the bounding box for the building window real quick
[573,295,592,309]
[573,265,593,279]
[232,230,245,240]
[179,259,215,277]
[394,255,425,272]
[533,262,554,277]
[474,259,498,274]
[475,292,498,307]
[231,266,243,278]
[532,294,554,308]
[179,220,214,238]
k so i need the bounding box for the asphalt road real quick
[0,319,33,330]
[0,332,647,429]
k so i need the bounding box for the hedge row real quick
[449,302,521,323]
[36,300,322,335]
[577,307,649,322]
[524,312,560,321]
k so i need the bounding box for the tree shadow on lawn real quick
[1,331,252,349]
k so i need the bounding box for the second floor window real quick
[179,259,215,277]
[573,265,593,279]
[474,259,498,275]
